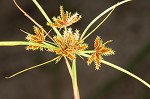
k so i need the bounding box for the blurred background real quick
[0,0,150,99]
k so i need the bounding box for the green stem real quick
[64,57,73,78]
[6,56,59,79]
[64,57,79,99]
[81,6,115,41]
[79,50,95,54]
[102,60,150,88]
[72,59,78,89]
[72,59,80,99]
[43,42,57,49]
[80,53,150,88]
[79,53,90,58]
[80,0,132,40]
[32,0,62,37]
[0,41,57,49]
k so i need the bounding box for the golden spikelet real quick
[26,26,45,51]
[87,36,115,70]
[47,6,81,28]
[50,28,88,62]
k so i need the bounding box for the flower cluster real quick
[51,28,88,62]
[2,1,150,99]
[25,26,45,51]
[23,6,114,69]
[47,6,81,28]
[87,36,115,70]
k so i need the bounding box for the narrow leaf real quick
[102,60,150,88]
[6,56,59,79]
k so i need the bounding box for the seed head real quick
[26,26,45,51]
[47,6,81,28]
[50,28,88,62]
[87,36,115,70]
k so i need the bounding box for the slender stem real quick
[80,0,132,40]
[79,50,95,54]
[81,6,115,41]
[72,59,80,99]
[0,41,41,46]
[5,56,59,79]
[64,57,76,99]
[32,0,62,37]
[64,57,80,99]
[0,41,57,49]
[79,53,90,58]
[80,53,150,88]
[13,0,54,41]
[64,57,73,78]
[13,0,41,28]
[43,42,57,49]
[102,60,150,88]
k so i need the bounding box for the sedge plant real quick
[0,0,150,99]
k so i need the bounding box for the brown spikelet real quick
[26,26,45,51]
[50,28,87,61]
[87,36,115,69]
[47,6,81,28]
[87,53,95,65]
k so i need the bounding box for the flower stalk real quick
[102,60,150,88]
[72,59,80,99]
[32,0,62,37]
[80,0,132,40]
[0,41,56,49]
[5,56,59,79]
